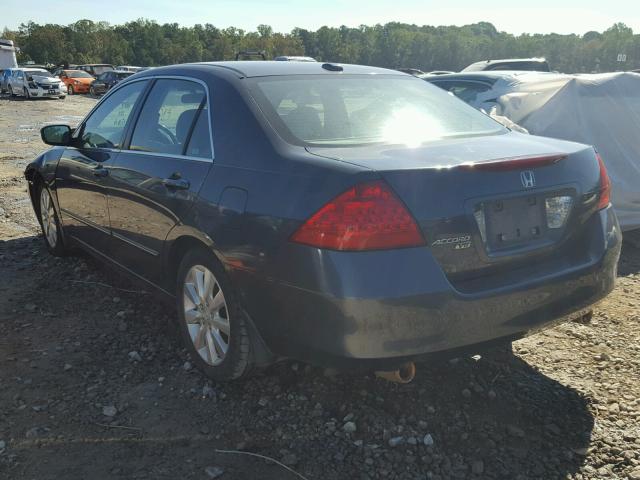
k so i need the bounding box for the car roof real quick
[184,61,406,78]
[425,71,557,83]
[466,57,547,67]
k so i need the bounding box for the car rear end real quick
[240,69,621,369]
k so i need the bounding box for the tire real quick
[38,184,67,256]
[176,248,251,381]
[89,86,96,96]
[68,85,74,95]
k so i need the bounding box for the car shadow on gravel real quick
[0,234,604,479]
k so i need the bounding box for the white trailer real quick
[0,39,19,69]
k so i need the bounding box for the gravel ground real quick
[1,93,639,480]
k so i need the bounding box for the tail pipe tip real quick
[375,361,416,384]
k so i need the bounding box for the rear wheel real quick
[38,184,67,256]
[176,249,251,381]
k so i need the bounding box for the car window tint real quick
[184,106,212,158]
[80,81,146,149]
[129,79,207,156]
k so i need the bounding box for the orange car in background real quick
[58,69,94,95]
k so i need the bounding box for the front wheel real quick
[176,249,251,381]
[38,185,67,256]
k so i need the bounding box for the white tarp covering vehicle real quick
[439,72,640,231]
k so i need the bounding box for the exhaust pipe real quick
[375,361,416,384]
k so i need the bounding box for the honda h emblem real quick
[520,170,536,188]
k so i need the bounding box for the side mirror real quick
[41,125,72,146]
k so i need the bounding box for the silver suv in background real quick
[462,58,551,72]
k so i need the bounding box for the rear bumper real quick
[235,207,621,369]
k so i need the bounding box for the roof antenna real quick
[321,63,343,72]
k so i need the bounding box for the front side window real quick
[249,75,506,147]
[80,81,146,149]
[129,79,210,157]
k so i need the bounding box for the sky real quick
[2,0,640,35]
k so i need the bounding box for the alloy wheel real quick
[182,264,230,366]
[40,188,57,248]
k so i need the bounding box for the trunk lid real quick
[308,132,604,290]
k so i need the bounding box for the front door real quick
[108,78,213,284]
[55,80,148,253]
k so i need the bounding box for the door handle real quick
[162,177,190,190]
[93,166,109,177]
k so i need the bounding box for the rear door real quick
[108,77,213,284]
[55,80,148,253]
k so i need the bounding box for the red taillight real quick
[596,153,611,210]
[291,180,424,251]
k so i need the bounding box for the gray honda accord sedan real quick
[25,61,621,381]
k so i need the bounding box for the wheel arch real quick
[163,229,276,366]
[25,168,45,218]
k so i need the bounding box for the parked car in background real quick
[424,71,519,104]
[273,56,316,62]
[116,65,144,72]
[397,68,425,76]
[1,67,13,92]
[59,69,94,95]
[89,70,134,95]
[25,62,620,381]
[462,58,551,72]
[7,68,66,99]
[77,64,114,77]
[423,70,455,76]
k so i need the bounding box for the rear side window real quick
[80,81,146,149]
[184,106,212,158]
[129,79,210,157]
[249,75,505,147]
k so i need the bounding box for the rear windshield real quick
[91,66,114,75]
[248,75,505,147]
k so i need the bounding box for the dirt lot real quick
[1,93,639,480]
